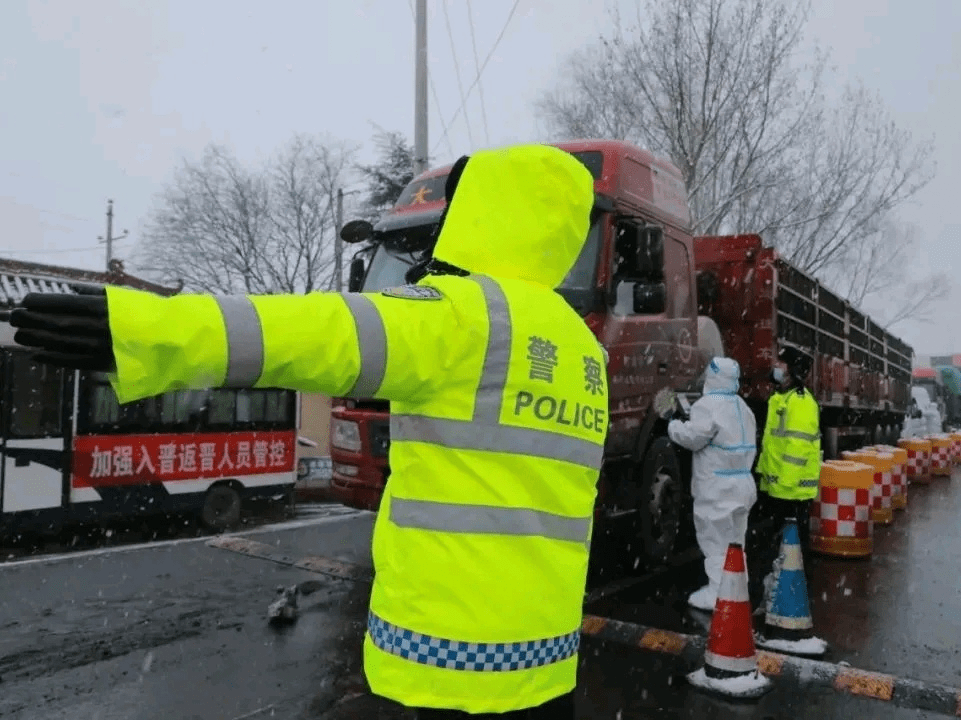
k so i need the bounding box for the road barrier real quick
[898,438,932,484]
[810,460,874,558]
[950,431,961,465]
[870,445,908,510]
[929,435,954,477]
[843,449,895,525]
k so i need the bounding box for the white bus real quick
[0,271,298,538]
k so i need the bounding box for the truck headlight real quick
[332,419,362,452]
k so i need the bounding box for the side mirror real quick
[636,226,664,281]
[633,282,666,314]
[348,258,366,292]
[341,219,373,244]
[615,221,665,280]
[696,270,720,315]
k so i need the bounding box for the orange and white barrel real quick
[810,460,874,558]
[898,438,932,484]
[930,435,954,477]
[842,450,894,525]
[870,445,908,510]
[950,431,961,466]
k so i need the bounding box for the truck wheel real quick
[202,484,242,531]
[638,436,683,563]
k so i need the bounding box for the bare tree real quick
[826,219,951,329]
[537,0,936,316]
[267,135,353,293]
[136,135,356,294]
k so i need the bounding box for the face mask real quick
[772,367,786,384]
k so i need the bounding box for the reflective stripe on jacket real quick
[757,387,821,500]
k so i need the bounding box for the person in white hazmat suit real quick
[668,357,758,612]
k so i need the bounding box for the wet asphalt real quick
[2,469,960,719]
[0,511,376,720]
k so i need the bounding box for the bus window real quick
[8,354,63,438]
[235,390,266,424]
[86,380,160,432]
[161,390,207,427]
[264,390,291,424]
[139,396,162,429]
[208,389,236,426]
[90,382,121,427]
[76,374,297,435]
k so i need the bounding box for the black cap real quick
[778,346,813,380]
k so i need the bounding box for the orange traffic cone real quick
[687,543,772,699]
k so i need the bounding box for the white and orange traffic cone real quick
[687,543,773,698]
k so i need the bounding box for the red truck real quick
[330,139,913,567]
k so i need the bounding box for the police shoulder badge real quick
[381,284,443,301]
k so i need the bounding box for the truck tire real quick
[202,484,242,531]
[638,436,684,563]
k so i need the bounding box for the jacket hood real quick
[703,357,740,395]
[432,144,594,288]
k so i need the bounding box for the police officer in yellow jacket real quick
[8,144,608,719]
[755,346,821,601]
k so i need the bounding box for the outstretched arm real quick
[107,286,466,404]
[11,284,464,405]
[667,402,717,452]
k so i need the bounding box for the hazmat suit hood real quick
[702,357,740,395]
[431,144,595,289]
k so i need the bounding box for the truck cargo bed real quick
[694,234,912,417]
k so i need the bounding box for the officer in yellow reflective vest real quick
[8,144,608,719]
[755,346,821,603]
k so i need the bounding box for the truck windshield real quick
[360,219,601,314]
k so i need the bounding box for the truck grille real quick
[370,420,391,458]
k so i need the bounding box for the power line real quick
[432,0,521,154]
[407,0,455,158]
[465,0,491,146]
[1,173,110,226]
[35,207,97,225]
[1,171,108,213]
[441,0,475,148]
[1,243,121,255]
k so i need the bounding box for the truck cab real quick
[330,140,724,564]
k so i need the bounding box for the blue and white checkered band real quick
[367,612,580,672]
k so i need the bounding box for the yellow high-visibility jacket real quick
[104,144,608,713]
[757,387,821,500]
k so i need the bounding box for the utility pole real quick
[413,0,428,177]
[98,199,128,271]
[334,188,344,292]
[332,188,362,292]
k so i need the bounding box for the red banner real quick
[72,431,296,488]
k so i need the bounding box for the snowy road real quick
[2,488,957,718]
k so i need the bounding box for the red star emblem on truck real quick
[410,185,432,204]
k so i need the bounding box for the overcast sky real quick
[1,0,958,354]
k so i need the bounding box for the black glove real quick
[5,286,116,372]
[673,395,690,421]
